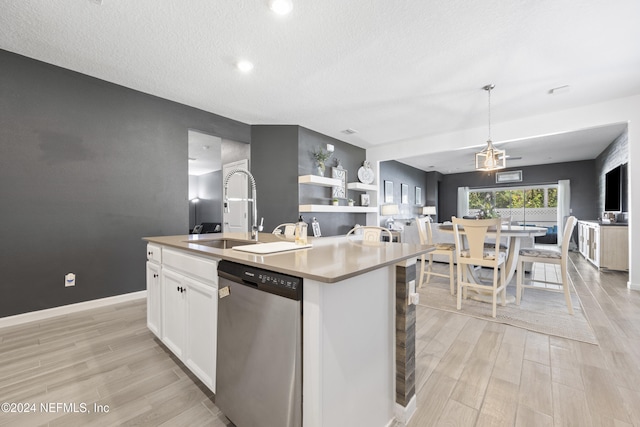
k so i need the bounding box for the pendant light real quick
[475,84,506,171]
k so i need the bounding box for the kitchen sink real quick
[187,238,258,249]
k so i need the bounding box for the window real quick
[467,184,558,227]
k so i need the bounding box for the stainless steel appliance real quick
[216,260,302,427]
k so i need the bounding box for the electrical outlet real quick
[65,273,76,287]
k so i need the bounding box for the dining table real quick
[439,223,548,302]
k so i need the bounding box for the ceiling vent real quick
[342,128,358,135]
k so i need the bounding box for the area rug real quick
[416,275,598,344]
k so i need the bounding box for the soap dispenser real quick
[295,215,308,245]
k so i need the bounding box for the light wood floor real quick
[407,252,640,427]
[0,252,638,426]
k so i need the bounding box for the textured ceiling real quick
[399,123,628,174]
[2,0,639,171]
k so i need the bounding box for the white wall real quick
[368,94,640,290]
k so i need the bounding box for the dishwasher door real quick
[216,262,302,427]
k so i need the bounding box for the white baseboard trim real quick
[0,291,147,329]
[628,281,640,291]
[393,395,417,425]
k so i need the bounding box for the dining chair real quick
[516,216,577,314]
[415,217,455,295]
[346,226,393,242]
[272,223,296,237]
[484,215,510,251]
[452,216,507,318]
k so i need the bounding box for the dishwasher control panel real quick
[259,272,298,287]
[218,260,302,301]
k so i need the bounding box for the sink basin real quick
[187,238,258,249]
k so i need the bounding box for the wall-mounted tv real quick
[604,163,627,212]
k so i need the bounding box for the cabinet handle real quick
[153,274,158,278]
[177,286,180,292]
[148,251,153,256]
[176,286,186,293]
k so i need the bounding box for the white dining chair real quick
[272,223,296,237]
[452,216,507,318]
[415,216,455,295]
[346,226,393,242]
[516,216,577,314]
[484,215,511,251]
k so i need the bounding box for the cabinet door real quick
[162,268,186,358]
[185,277,218,392]
[592,226,601,267]
[146,261,162,338]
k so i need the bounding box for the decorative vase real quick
[317,163,326,176]
[348,201,354,207]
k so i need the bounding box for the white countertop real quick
[144,233,433,283]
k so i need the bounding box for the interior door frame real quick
[222,159,249,233]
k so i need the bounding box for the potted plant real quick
[312,147,332,176]
[332,198,339,206]
[348,198,355,207]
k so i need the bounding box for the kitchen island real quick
[144,232,433,427]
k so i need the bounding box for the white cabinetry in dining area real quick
[578,220,628,270]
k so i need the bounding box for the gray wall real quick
[251,125,300,233]
[426,171,443,214]
[298,127,367,236]
[0,49,250,317]
[379,161,429,225]
[251,125,367,236]
[438,160,598,223]
[596,129,628,217]
[195,170,223,227]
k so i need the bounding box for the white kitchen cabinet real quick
[158,249,219,392]
[146,244,163,338]
[184,276,217,389]
[161,268,187,358]
[146,261,162,338]
[577,221,628,270]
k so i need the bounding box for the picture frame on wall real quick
[415,187,422,205]
[331,167,347,199]
[401,183,408,204]
[384,180,393,203]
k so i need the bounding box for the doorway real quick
[188,130,222,231]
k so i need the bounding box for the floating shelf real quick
[299,204,378,213]
[347,182,378,192]
[298,175,341,187]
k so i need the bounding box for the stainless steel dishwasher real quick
[216,260,302,427]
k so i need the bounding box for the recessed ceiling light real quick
[268,0,293,15]
[189,157,197,161]
[236,60,254,73]
[202,145,210,150]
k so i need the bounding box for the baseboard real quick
[0,291,147,329]
[628,281,640,291]
[393,395,417,425]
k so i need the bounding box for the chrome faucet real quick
[223,168,263,241]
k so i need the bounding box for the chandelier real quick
[475,84,506,171]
